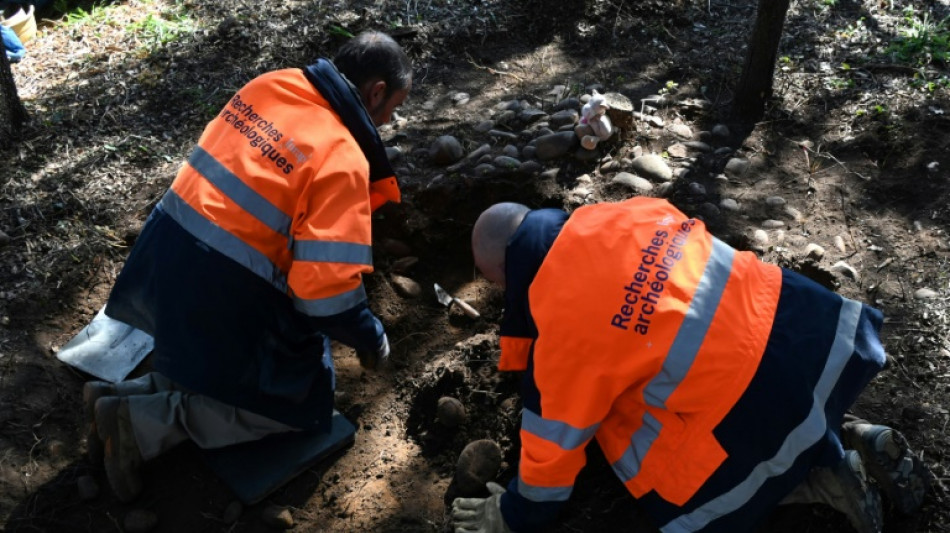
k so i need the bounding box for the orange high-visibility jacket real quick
[500,198,782,506]
[160,65,397,317]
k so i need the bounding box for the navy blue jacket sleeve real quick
[498,208,571,533]
[308,302,384,354]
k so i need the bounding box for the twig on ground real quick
[465,54,525,83]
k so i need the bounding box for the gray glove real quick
[451,482,511,533]
[357,332,390,370]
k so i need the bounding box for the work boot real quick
[831,451,884,533]
[783,451,883,533]
[95,396,143,503]
[83,381,116,465]
[842,421,930,515]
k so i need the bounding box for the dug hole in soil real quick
[2,0,950,532]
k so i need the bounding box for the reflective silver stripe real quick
[292,283,367,317]
[188,146,292,237]
[294,239,373,265]
[522,409,599,451]
[611,411,661,480]
[517,474,573,503]
[660,298,862,533]
[645,238,734,408]
[612,238,734,482]
[160,191,288,292]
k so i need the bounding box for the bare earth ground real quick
[1,0,950,532]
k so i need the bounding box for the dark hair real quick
[333,31,412,96]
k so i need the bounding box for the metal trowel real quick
[433,283,481,318]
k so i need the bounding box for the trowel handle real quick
[453,298,481,319]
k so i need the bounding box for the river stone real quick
[724,157,750,177]
[668,143,688,158]
[611,172,653,193]
[385,146,402,163]
[684,141,712,153]
[720,198,740,212]
[494,156,521,170]
[762,219,785,229]
[455,440,503,496]
[474,120,494,133]
[574,147,602,162]
[391,275,422,298]
[550,109,579,129]
[712,124,731,139]
[502,144,520,158]
[488,129,518,141]
[805,243,826,260]
[753,229,769,246]
[766,196,786,207]
[670,123,692,138]
[832,261,859,280]
[834,235,847,253]
[518,161,543,175]
[688,182,706,195]
[630,154,673,182]
[554,97,581,111]
[0,229,10,246]
[437,397,467,428]
[914,288,939,299]
[429,135,464,166]
[534,131,578,160]
[519,109,548,124]
[655,182,674,197]
[473,163,496,177]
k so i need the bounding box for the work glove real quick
[451,482,511,533]
[357,332,390,370]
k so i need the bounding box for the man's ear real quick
[364,80,388,109]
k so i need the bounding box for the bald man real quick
[453,198,929,533]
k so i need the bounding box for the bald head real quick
[472,202,530,285]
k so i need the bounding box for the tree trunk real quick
[0,46,29,148]
[732,0,791,125]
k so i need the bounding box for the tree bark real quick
[0,45,29,148]
[732,0,792,125]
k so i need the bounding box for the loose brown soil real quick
[1,1,949,532]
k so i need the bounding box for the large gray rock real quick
[549,109,579,129]
[429,135,464,166]
[611,172,654,193]
[534,131,578,161]
[630,154,673,182]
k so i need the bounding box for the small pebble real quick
[832,261,859,280]
[834,235,847,253]
[804,243,825,260]
[914,288,938,299]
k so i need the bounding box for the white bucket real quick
[1,4,37,43]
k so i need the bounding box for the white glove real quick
[451,482,511,533]
[358,333,390,370]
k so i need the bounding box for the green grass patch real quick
[887,10,950,66]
